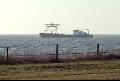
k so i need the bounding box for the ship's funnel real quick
[73,30,80,35]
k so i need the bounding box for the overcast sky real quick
[0,0,120,34]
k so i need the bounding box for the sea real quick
[0,34,120,54]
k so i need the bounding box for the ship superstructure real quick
[39,23,93,38]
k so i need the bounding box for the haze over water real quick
[0,35,120,54]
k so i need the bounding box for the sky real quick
[0,0,120,34]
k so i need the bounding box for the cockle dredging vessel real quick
[39,23,93,38]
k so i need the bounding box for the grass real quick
[0,60,120,80]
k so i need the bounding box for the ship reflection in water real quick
[39,23,93,38]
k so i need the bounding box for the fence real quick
[0,43,120,64]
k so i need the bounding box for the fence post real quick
[6,46,9,64]
[56,43,59,62]
[97,43,99,59]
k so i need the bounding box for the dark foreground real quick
[0,60,120,80]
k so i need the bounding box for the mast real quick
[44,23,60,34]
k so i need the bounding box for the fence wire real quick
[0,43,120,64]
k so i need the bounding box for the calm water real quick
[0,34,120,54]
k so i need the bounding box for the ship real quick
[39,23,93,38]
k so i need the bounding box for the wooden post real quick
[56,44,58,62]
[97,44,99,59]
[6,46,9,64]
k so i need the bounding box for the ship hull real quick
[40,33,93,38]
